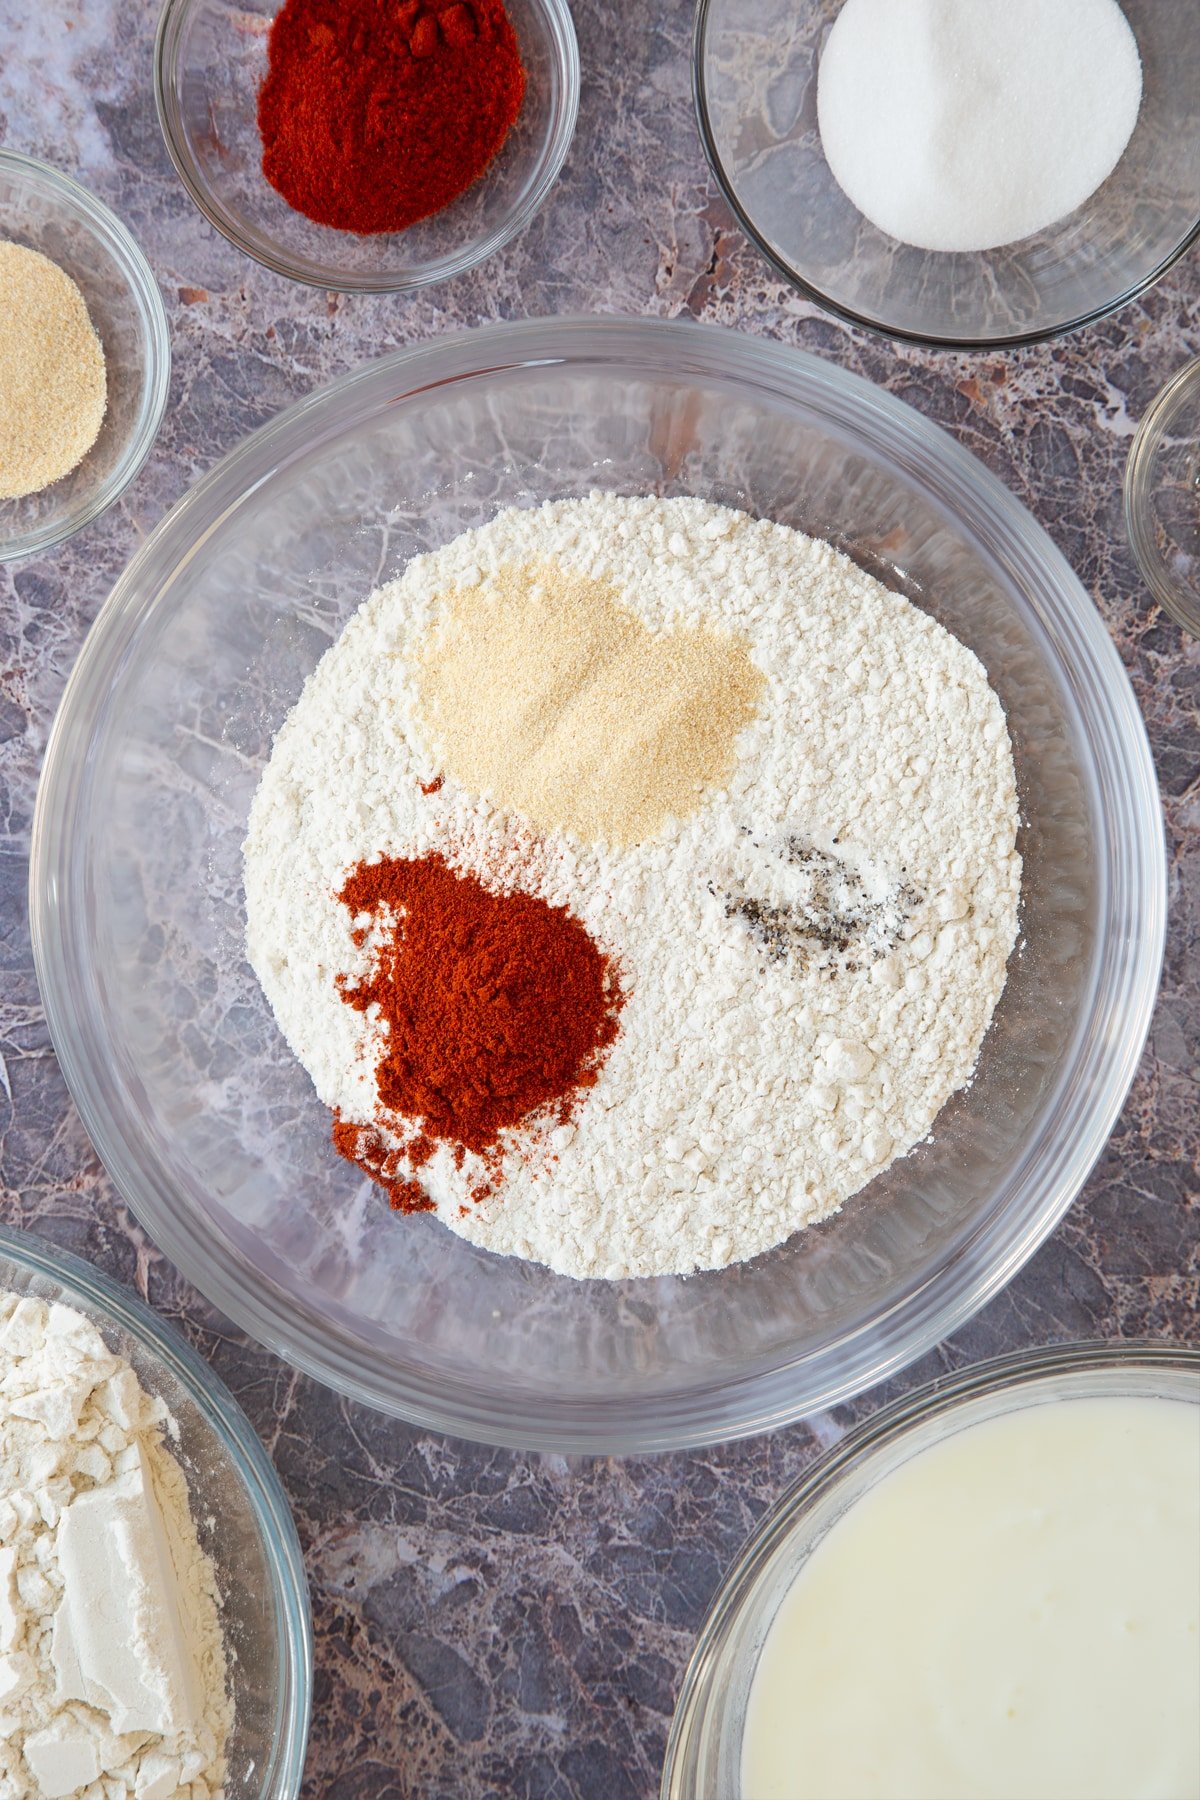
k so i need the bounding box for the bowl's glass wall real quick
[697,0,1200,343]
[662,1346,1200,1799]
[0,155,168,559]
[31,323,1162,1449]
[156,0,577,289]
[1124,357,1200,636]
[0,1232,310,1799]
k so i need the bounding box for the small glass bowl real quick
[0,152,170,563]
[694,0,1200,348]
[154,0,579,292]
[0,1223,312,1799]
[661,1341,1200,1799]
[1124,356,1200,637]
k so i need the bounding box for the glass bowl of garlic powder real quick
[29,317,1165,1454]
[0,151,170,562]
[0,1223,311,1798]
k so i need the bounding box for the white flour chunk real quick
[244,494,1021,1280]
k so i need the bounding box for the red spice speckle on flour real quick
[330,1119,436,1214]
[418,774,444,795]
[332,852,624,1213]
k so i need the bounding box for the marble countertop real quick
[1,3,1197,1795]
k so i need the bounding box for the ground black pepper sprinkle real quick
[714,835,921,972]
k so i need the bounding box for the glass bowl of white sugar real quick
[29,316,1165,1453]
[694,0,1200,347]
[662,1342,1200,1800]
[0,1223,312,1798]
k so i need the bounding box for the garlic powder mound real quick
[0,241,107,501]
[244,494,1022,1281]
[413,559,765,847]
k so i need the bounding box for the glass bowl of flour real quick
[0,1224,312,1796]
[30,317,1164,1452]
[694,0,1200,347]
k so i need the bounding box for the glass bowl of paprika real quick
[30,317,1165,1455]
[154,0,579,292]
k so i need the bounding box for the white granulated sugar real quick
[0,1293,231,1800]
[817,0,1143,254]
[244,494,1021,1281]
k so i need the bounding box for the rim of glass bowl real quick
[691,0,1200,352]
[29,316,1166,1453]
[1123,355,1200,636]
[0,150,171,563]
[0,1221,313,1799]
[660,1340,1200,1799]
[153,0,580,293]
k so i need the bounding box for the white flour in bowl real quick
[244,494,1021,1280]
[0,1293,230,1800]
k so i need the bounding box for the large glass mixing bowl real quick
[30,319,1165,1453]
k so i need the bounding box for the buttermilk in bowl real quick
[741,1392,1200,1799]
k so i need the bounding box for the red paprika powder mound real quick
[257,0,527,235]
[334,852,624,1210]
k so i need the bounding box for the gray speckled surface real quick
[1,3,1197,1796]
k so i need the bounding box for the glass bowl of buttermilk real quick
[0,1222,312,1798]
[29,316,1165,1454]
[693,0,1200,347]
[154,0,579,292]
[0,151,170,563]
[662,1341,1200,1800]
